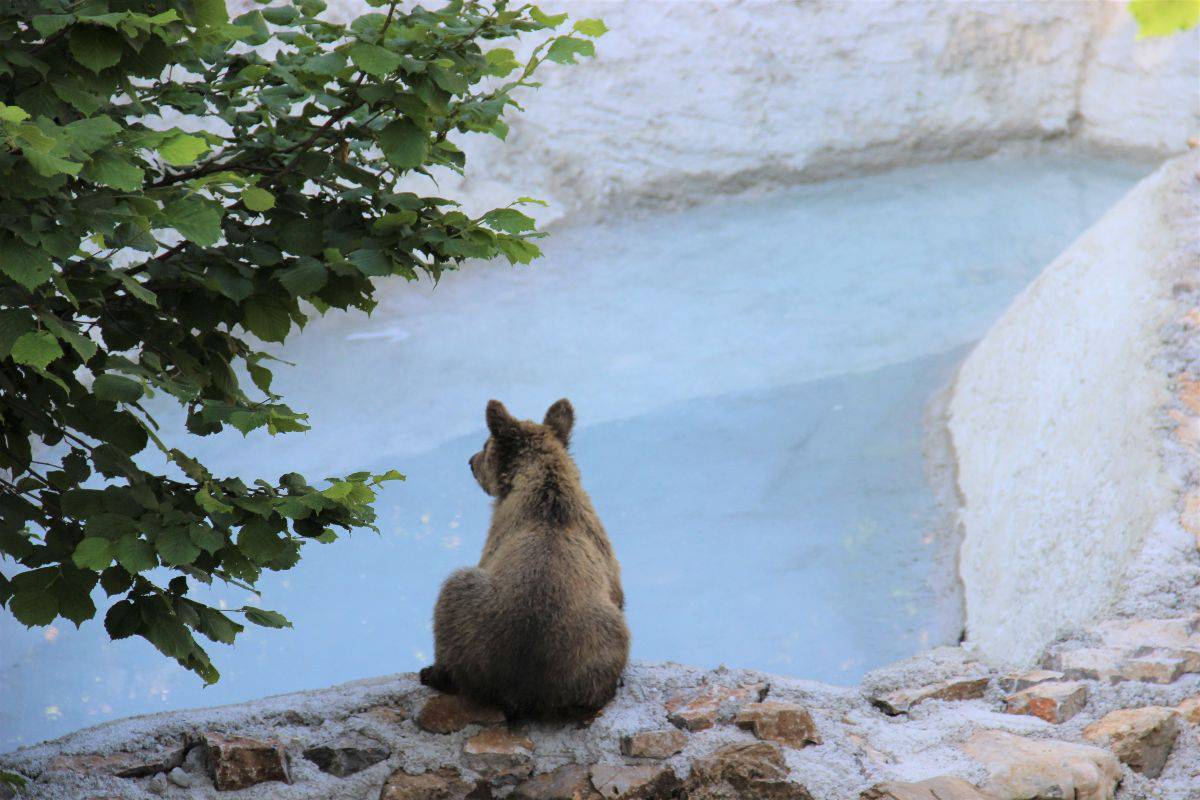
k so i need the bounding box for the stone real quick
[589,764,680,799]
[733,702,821,749]
[860,775,995,800]
[417,694,506,734]
[1179,376,1200,414]
[46,747,186,779]
[166,766,192,787]
[380,767,479,800]
[1181,491,1200,543]
[664,682,762,731]
[684,741,813,800]
[148,773,168,795]
[963,731,1119,800]
[1082,706,1180,778]
[871,676,989,715]
[620,728,687,759]
[303,742,390,777]
[1003,681,1087,723]
[203,732,289,791]
[514,764,601,800]
[1176,694,1200,724]
[1118,649,1188,683]
[463,727,534,780]
[996,669,1064,693]
[1050,648,1123,684]
[358,705,409,726]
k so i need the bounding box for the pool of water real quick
[0,155,1149,749]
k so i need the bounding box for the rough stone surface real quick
[301,742,390,777]
[963,730,1121,800]
[1177,695,1200,724]
[417,694,506,734]
[664,683,761,731]
[165,767,191,788]
[379,767,478,800]
[860,776,995,800]
[619,729,687,759]
[462,728,534,780]
[513,764,600,800]
[996,669,1064,694]
[204,733,289,791]
[588,764,679,799]
[1004,681,1088,723]
[684,741,812,800]
[871,677,989,715]
[733,702,821,749]
[1082,706,1180,778]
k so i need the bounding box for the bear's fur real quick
[419,398,629,720]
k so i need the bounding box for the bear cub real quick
[419,398,629,720]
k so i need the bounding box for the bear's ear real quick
[486,399,518,439]
[543,398,574,447]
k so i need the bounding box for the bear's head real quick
[469,398,574,498]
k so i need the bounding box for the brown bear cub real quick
[419,399,629,721]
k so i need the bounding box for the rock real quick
[589,764,680,799]
[1118,649,1188,683]
[463,727,534,780]
[733,702,821,749]
[860,775,995,800]
[871,676,989,715]
[148,773,168,795]
[303,742,390,777]
[1050,648,1123,684]
[1082,706,1180,778]
[46,747,186,779]
[1003,681,1087,723]
[380,767,479,800]
[1177,694,1200,723]
[358,705,409,727]
[203,732,289,791]
[1094,615,1200,672]
[620,728,687,759]
[996,669,1064,693]
[166,766,192,787]
[417,694,506,734]
[665,683,763,731]
[514,764,601,800]
[684,741,813,800]
[963,730,1119,800]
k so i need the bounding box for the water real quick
[0,156,1149,749]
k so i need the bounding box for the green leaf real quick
[189,524,224,554]
[10,331,64,369]
[32,14,75,37]
[379,119,427,169]
[104,600,140,639]
[84,153,144,191]
[24,150,83,178]
[238,522,288,563]
[69,27,124,73]
[1129,0,1200,37]
[573,18,608,37]
[64,117,122,152]
[0,242,53,290]
[195,486,234,515]
[348,42,401,77]
[72,537,115,570]
[242,606,291,628]
[242,186,275,211]
[164,196,223,246]
[116,272,158,306]
[530,7,569,27]
[0,103,30,123]
[545,37,594,64]
[115,536,157,573]
[194,0,230,27]
[159,133,209,166]
[10,590,57,626]
[242,296,292,342]
[197,607,242,643]
[94,374,144,403]
[156,528,201,566]
[483,208,537,234]
[0,310,36,358]
[276,257,327,296]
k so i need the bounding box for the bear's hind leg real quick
[419,663,458,693]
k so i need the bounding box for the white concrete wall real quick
[313,0,1197,225]
[948,150,1200,666]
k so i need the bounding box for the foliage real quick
[1129,0,1200,37]
[0,0,602,682]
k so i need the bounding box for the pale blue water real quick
[0,156,1149,749]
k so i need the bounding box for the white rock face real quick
[949,150,1200,666]
[314,0,1195,225]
